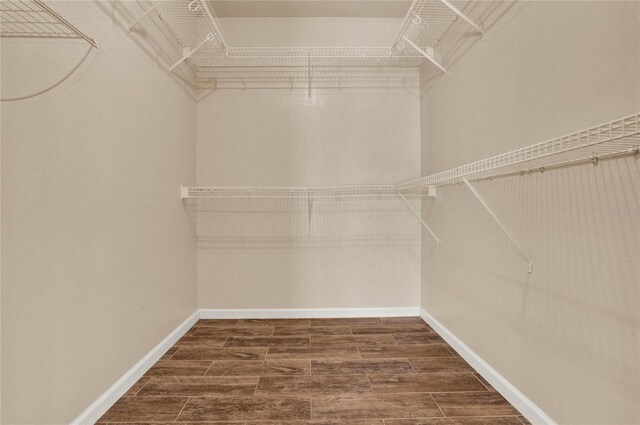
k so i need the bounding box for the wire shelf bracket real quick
[398,192,440,246]
[127,0,165,33]
[462,177,532,273]
[402,35,446,73]
[170,32,215,72]
[439,0,484,37]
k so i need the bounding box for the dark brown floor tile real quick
[311,393,443,419]
[145,360,212,377]
[174,334,228,347]
[311,359,415,375]
[238,319,311,327]
[408,357,474,373]
[431,392,520,417]
[184,326,199,335]
[177,396,311,421]
[247,421,384,425]
[123,377,150,396]
[267,345,360,360]
[99,396,188,422]
[368,372,487,393]
[137,376,258,397]
[473,373,495,391]
[225,336,310,347]
[385,418,523,425]
[380,317,428,326]
[196,319,239,327]
[274,326,352,336]
[393,333,444,344]
[206,360,311,376]
[193,326,274,338]
[109,423,241,425]
[310,318,383,326]
[518,416,532,425]
[310,335,396,347]
[161,346,179,359]
[350,325,431,335]
[358,344,452,358]
[172,347,267,361]
[256,375,371,396]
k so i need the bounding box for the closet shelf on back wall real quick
[181,113,640,249]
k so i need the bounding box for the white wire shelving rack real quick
[398,113,640,190]
[182,113,640,267]
[181,185,433,248]
[126,0,486,89]
[0,0,98,48]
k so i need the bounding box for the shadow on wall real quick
[420,1,518,92]
[184,196,424,249]
[424,154,639,420]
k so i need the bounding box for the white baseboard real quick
[199,307,420,319]
[70,311,199,425]
[71,306,418,423]
[420,308,557,425]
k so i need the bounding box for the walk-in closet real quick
[1,1,638,424]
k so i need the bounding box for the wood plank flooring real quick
[98,317,528,424]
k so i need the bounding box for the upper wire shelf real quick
[127,0,485,89]
[182,185,430,200]
[398,113,640,190]
[0,0,98,48]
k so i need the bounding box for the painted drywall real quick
[0,2,197,423]
[219,17,403,47]
[420,2,640,424]
[197,88,421,309]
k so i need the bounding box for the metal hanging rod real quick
[0,0,98,48]
[398,113,640,190]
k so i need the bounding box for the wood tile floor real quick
[98,317,530,424]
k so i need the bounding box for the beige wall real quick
[420,2,640,424]
[197,88,421,309]
[1,2,197,424]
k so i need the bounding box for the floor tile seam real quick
[173,395,191,422]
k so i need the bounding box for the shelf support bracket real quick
[462,177,532,273]
[398,192,440,246]
[170,33,214,72]
[439,0,484,37]
[128,0,165,33]
[401,36,446,73]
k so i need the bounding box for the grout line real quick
[202,360,215,377]
[407,358,418,374]
[355,344,363,360]
[173,395,190,422]
[366,373,375,394]
[253,375,261,396]
[473,372,494,391]
[430,393,447,418]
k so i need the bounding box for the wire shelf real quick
[181,185,426,247]
[398,113,640,190]
[126,0,486,88]
[0,0,98,47]
[182,185,433,199]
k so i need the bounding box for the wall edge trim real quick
[199,307,420,319]
[70,310,200,425]
[419,308,557,425]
